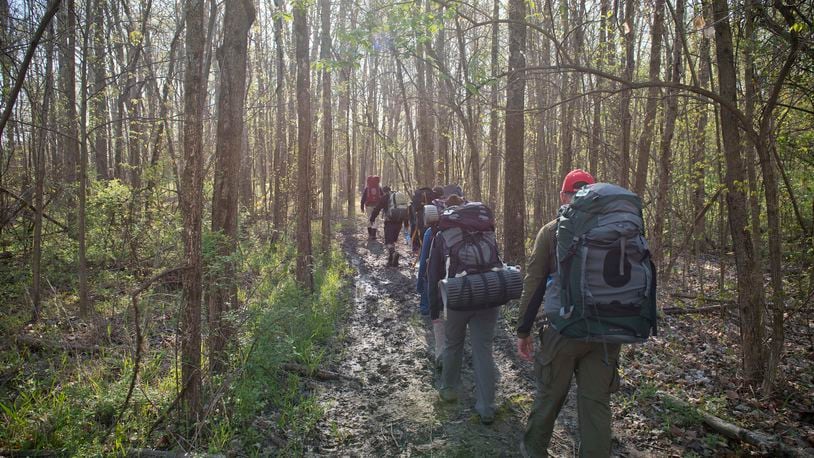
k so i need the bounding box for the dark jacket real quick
[427,230,448,320]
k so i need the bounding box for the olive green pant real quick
[523,327,621,457]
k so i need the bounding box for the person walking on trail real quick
[369,186,410,267]
[417,192,461,370]
[518,168,650,457]
[416,187,446,317]
[361,175,384,240]
[409,186,439,254]
[427,193,499,426]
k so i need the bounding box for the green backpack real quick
[551,183,658,343]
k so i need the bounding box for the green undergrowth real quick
[0,221,352,456]
[207,234,352,455]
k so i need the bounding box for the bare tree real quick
[294,0,313,290]
[503,0,526,264]
[320,0,333,254]
[180,0,207,422]
[209,0,255,373]
[709,0,765,385]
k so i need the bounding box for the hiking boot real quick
[479,412,495,425]
[391,252,400,267]
[438,387,457,402]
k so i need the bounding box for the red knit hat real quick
[561,169,595,192]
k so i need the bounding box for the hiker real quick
[409,186,438,253]
[517,169,657,457]
[369,186,410,267]
[416,187,446,316]
[361,175,384,240]
[416,192,461,369]
[427,197,502,425]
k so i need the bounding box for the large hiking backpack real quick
[412,187,436,226]
[436,203,502,277]
[365,176,383,206]
[435,202,517,310]
[552,183,658,343]
[386,191,410,221]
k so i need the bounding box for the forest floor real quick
[300,216,814,457]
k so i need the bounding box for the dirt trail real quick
[304,218,626,456]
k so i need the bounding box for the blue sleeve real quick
[428,234,446,320]
[360,188,367,206]
[416,228,433,292]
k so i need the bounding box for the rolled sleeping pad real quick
[423,204,440,226]
[439,267,523,310]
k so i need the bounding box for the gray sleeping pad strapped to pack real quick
[552,183,658,343]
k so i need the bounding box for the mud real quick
[304,218,636,456]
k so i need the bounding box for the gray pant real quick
[441,307,499,417]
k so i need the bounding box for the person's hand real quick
[517,336,534,361]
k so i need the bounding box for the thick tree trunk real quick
[503,0,526,264]
[294,2,313,291]
[209,0,255,374]
[632,0,665,196]
[710,0,765,385]
[180,0,206,422]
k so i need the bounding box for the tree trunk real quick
[91,0,108,180]
[692,3,712,256]
[617,0,635,188]
[653,0,682,274]
[272,0,286,237]
[180,0,206,422]
[503,0,526,264]
[756,2,799,396]
[710,0,765,385]
[294,2,313,291]
[632,0,664,197]
[57,0,78,185]
[31,25,57,323]
[77,0,93,319]
[320,0,333,253]
[487,0,500,210]
[209,0,255,374]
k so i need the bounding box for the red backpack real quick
[366,176,382,206]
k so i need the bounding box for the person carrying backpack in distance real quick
[370,186,410,267]
[417,192,461,368]
[409,186,437,254]
[361,175,383,240]
[427,197,510,425]
[517,169,658,457]
[416,187,446,316]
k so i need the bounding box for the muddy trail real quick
[304,217,635,456]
